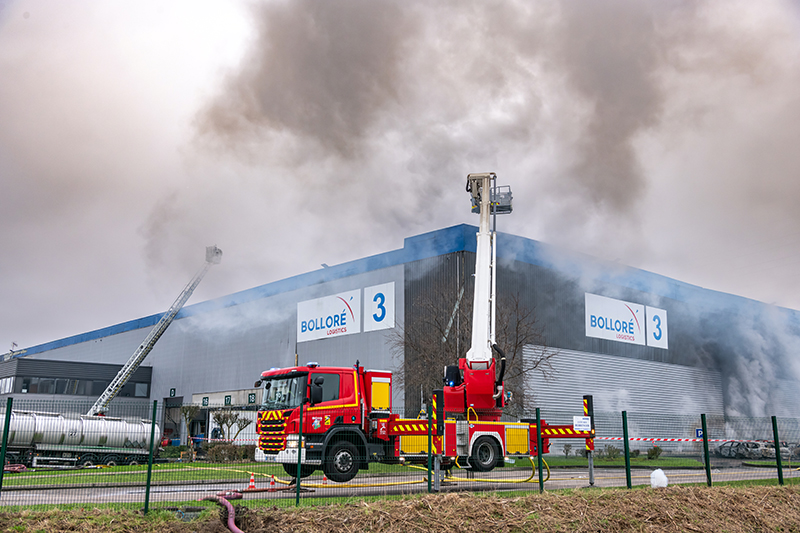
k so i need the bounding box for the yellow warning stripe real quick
[540,427,593,437]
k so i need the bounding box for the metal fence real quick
[1,397,798,512]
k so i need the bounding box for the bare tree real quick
[390,288,556,416]
[180,404,201,447]
[494,292,557,414]
[231,415,253,442]
[211,409,253,443]
[211,410,238,441]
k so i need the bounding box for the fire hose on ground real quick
[202,495,244,533]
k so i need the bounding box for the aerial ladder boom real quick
[441,173,512,417]
[87,246,222,416]
[465,173,512,364]
[466,173,497,367]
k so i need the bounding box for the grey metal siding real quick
[0,360,17,379]
[29,265,404,409]
[523,345,724,416]
[12,359,152,382]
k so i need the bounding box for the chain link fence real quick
[1,398,798,511]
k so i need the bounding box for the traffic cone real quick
[247,473,256,490]
[268,475,277,492]
[322,474,328,486]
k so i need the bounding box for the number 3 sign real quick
[364,282,395,332]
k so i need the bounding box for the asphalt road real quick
[1,465,797,507]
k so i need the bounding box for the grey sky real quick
[2,0,800,353]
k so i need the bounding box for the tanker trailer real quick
[0,411,161,467]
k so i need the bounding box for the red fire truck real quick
[255,174,594,483]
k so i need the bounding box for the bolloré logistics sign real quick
[584,293,668,349]
[297,283,395,343]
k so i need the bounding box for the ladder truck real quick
[87,245,222,415]
[0,247,222,468]
[254,175,593,483]
[86,246,222,416]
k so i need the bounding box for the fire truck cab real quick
[255,362,394,482]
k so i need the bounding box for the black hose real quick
[492,344,506,387]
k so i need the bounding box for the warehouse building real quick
[3,224,799,441]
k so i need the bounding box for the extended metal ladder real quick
[86,246,222,416]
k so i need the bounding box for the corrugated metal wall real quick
[401,250,728,414]
[403,252,473,413]
[29,265,405,409]
[523,345,724,415]
[10,359,152,382]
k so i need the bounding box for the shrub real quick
[207,444,244,463]
[204,443,257,463]
[604,445,621,460]
[563,444,572,458]
[631,449,641,458]
[243,445,256,461]
[160,445,190,459]
[647,446,663,460]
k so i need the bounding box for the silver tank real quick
[0,411,160,449]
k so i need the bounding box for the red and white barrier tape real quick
[596,437,772,444]
[179,436,773,445]
[178,437,260,444]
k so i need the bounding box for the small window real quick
[54,379,68,395]
[76,380,91,396]
[92,380,109,396]
[134,383,149,398]
[65,379,79,395]
[38,378,55,394]
[310,373,340,403]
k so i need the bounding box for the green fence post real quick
[622,411,631,489]
[144,400,158,514]
[0,397,13,494]
[701,414,712,487]
[296,398,305,506]
[427,403,432,493]
[536,408,544,494]
[772,415,784,486]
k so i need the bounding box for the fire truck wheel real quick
[471,436,500,472]
[324,440,359,483]
[283,463,315,478]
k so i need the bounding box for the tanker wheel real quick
[282,463,315,479]
[128,460,140,466]
[104,456,120,467]
[323,440,359,483]
[80,455,97,468]
[471,436,500,472]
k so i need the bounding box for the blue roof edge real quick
[17,224,800,356]
[19,225,476,356]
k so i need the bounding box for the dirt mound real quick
[226,486,800,533]
[5,485,799,532]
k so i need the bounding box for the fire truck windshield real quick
[261,373,306,410]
